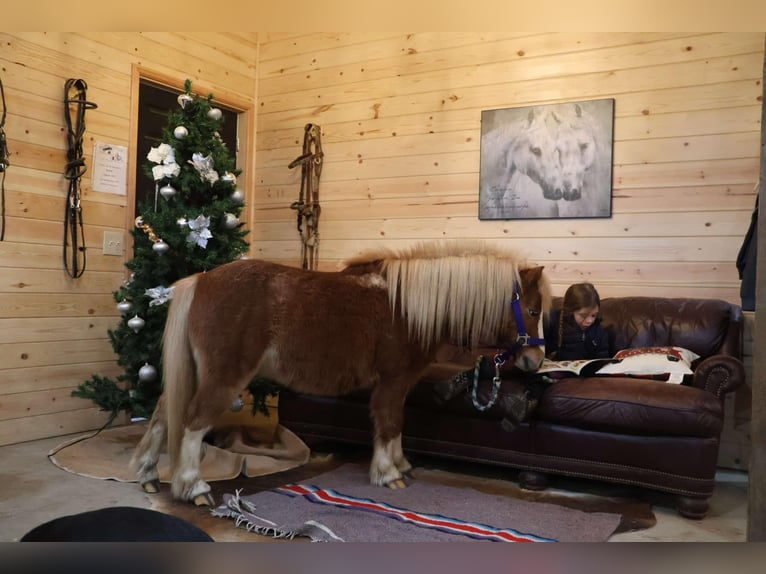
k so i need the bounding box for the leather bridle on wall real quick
[0,76,9,241]
[63,79,97,278]
[288,123,323,270]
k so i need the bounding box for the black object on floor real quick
[20,506,214,542]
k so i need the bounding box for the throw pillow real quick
[595,346,700,384]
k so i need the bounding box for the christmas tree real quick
[74,79,265,421]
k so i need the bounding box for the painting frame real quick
[478,98,615,220]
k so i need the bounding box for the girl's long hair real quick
[556,282,601,351]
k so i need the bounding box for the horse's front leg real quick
[369,377,415,489]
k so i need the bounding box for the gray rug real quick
[212,463,622,542]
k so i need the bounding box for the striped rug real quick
[212,463,622,542]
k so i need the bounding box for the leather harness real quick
[0,76,9,241]
[288,123,323,270]
[63,79,97,278]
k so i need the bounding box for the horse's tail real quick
[163,274,199,472]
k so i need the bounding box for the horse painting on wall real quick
[479,98,614,220]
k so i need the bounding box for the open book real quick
[536,357,619,378]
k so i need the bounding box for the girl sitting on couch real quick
[501,282,610,429]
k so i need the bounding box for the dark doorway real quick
[134,81,239,217]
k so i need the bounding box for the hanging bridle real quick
[470,287,545,411]
[63,79,97,278]
[288,123,323,270]
[0,76,9,241]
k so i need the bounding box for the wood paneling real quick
[254,33,762,305]
[253,32,763,474]
[0,32,761,464]
[0,32,258,445]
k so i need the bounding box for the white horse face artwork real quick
[479,99,614,220]
[549,104,598,202]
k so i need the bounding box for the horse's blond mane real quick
[345,241,542,349]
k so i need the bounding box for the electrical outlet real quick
[103,231,124,256]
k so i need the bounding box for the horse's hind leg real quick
[368,377,415,488]
[172,426,215,505]
[171,375,250,505]
[130,394,167,494]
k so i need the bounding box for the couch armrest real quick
[691,354,745,398]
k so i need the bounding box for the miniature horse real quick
[131,241,550,505]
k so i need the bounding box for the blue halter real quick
[470,287,545,412]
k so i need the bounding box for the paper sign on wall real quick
[92,142,128,195]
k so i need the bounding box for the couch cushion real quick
[537,377,723,438]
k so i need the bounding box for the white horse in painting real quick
[480,103,609,219]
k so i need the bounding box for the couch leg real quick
[676,496,709,519]
[519,471,548,491]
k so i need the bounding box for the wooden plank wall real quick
[0,32,763,455]
[253,33,763,470]
[253,32,763,304]
[0,32,258,445]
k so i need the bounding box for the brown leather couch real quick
[278,296,745,519]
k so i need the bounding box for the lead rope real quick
[63,79,97,278]
[0,77,9,241]
[288,123,323,270]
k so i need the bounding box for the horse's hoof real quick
[386,479,407,489]
[141,480,160,494]
[193,493,215,507]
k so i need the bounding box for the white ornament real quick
[221,172,236,184]
[177,217,188,228]
[147,143,180,181]
[223,213,240,229]
[145,285,174,307]
[188,153,219,185]
[117,300,133,314]
[173,125,188,139]
[177,94,193,109]
[138,363,158,382]
[207,107,223,121]
[152,240,169,254]
[230,189,244,205]
[187,215,213,249]
[159,184,176,201]
[127,315,145,333]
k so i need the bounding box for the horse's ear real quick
[520,265,545,286]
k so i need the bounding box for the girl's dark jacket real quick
[543,308,611,360]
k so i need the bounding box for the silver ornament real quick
[159,184,176,201]
[177,94,193,109]
[127,315,145,333]
[222,172,236,184]
[207,107,223,121]
[117,300,133,314]
[230,397,244,412]
[173,125,188,139]
[223,213,240,229]
[230,189,244,205]
[177,217,188,228]
[138,363,158,382]
[152,240,169,255]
